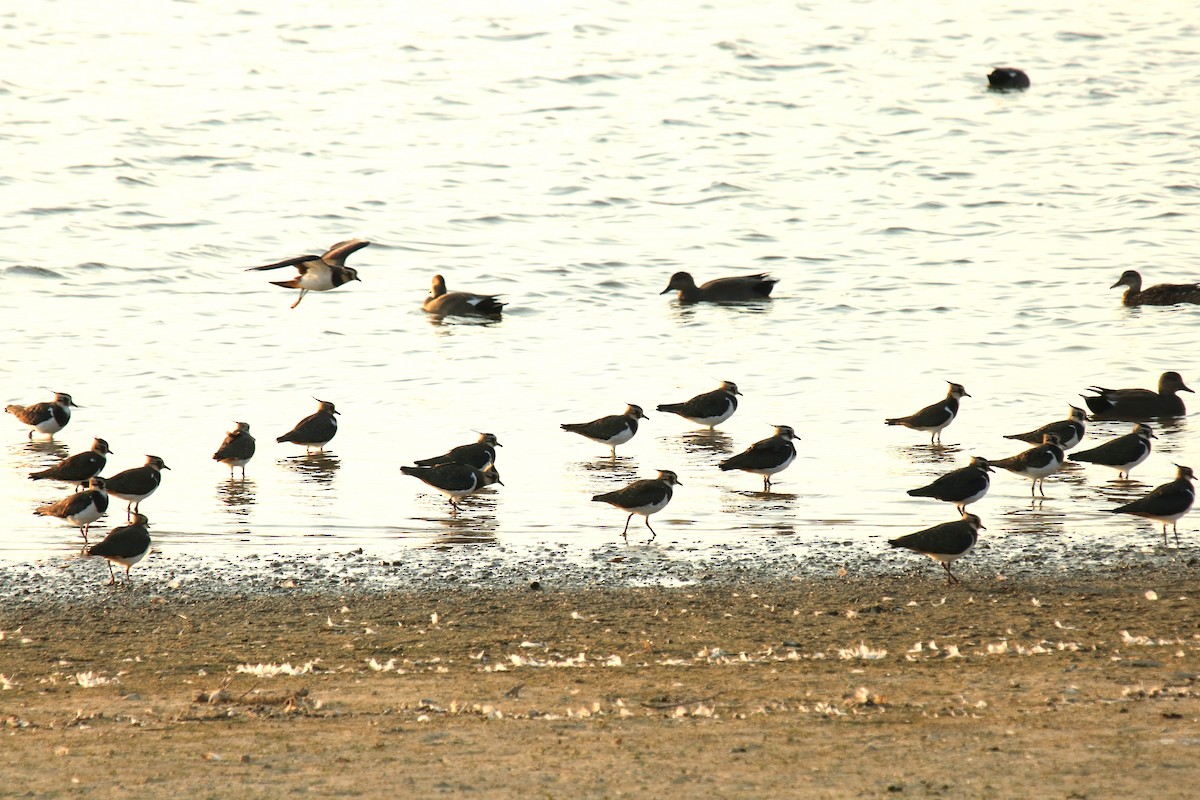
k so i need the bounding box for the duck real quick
[1110,270,1200,307]
[660,272,777,304]
[423,275,505,318]
[1082,371,1193,420]
[987,68,1030,91]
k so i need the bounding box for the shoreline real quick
[3,528,1196,604]
[3,570,1199,798]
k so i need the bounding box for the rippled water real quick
[2,2,1198,571]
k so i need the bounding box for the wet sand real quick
[3,561,1199,798]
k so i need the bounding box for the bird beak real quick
[1109,279,1123,289]
[659,286,672,295]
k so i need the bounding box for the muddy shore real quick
[3,555,1198,799]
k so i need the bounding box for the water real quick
[2,1,1198,569]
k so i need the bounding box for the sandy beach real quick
[4,559,1199,799]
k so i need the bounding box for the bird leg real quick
[621,513,634,540]
[291,289,308,309]
[942,563,960,585]
[106,562,116,586]
[644,518,658,542]
[763,475,771,493]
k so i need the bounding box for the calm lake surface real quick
[2,1,1198,571]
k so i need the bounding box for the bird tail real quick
[884,418,903,426]
[656,403,683,414]
[270,279,301,289]
[906,487,935,498]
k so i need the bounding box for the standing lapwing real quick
[1069,423,1155,479]
[885,382,969,445]
[991,433,1066,498]
[1083,371,1193,420]
[88,513,151,586]
[29,437,112,487]
[213,422,256,477]
[888,512,985,585]
[247,239,368,308]
[656,381,741,430]
[414,432,501,471]
[592,469,680,541]
[35,476,109,544]
[5,391,78,439]
[718,425,799,492]
[1004,405,1088,451]
[106,455,170,518]
[1111,464,1195,546]
[401,462,502,513]
[561,404,647,459]
[907,456,993,513]
[277,399,339,451]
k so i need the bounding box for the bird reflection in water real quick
[576,456,640,484]
[216,478,257,516]
[893,443,963,466]
[681,430,734,457]
[721,488,799,513]
[13,438,69,471]
[281,451,340,488]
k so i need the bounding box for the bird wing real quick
[245,255,320,273]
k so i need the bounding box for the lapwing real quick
[414,432,501,471]
[401,462,502,513]
[1083,371,1193,419]
[246,238,368,308]
[718,424,799,492]
[277,399,339,451]
[213,422,256,477]
[660,272,777,303]
[1110,270,1200,307]
[28,437,111,487]
[1004,405,1088,451]
[885,382,969,445]
[5,391,77,439]
[423,274,505,318]
[106,455,169,518]
[992,433,1066,497]
[656,381,741,430]
[888,512,985,585]
[1111,465,1195,546]
[592,469,680,541]
[87,513,151,586]
[1069,423,1155,479]
[561,404,647,458]
[907,456,993,513]
[35,476,108,544]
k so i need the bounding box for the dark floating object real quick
[1111,464,1195,547]
[885,382,969,445]
[1082,371,1193,420]
[987,67,1030,91]
[660,272,777,304]
[1111,270,1200,307]
[888,512,985,585]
